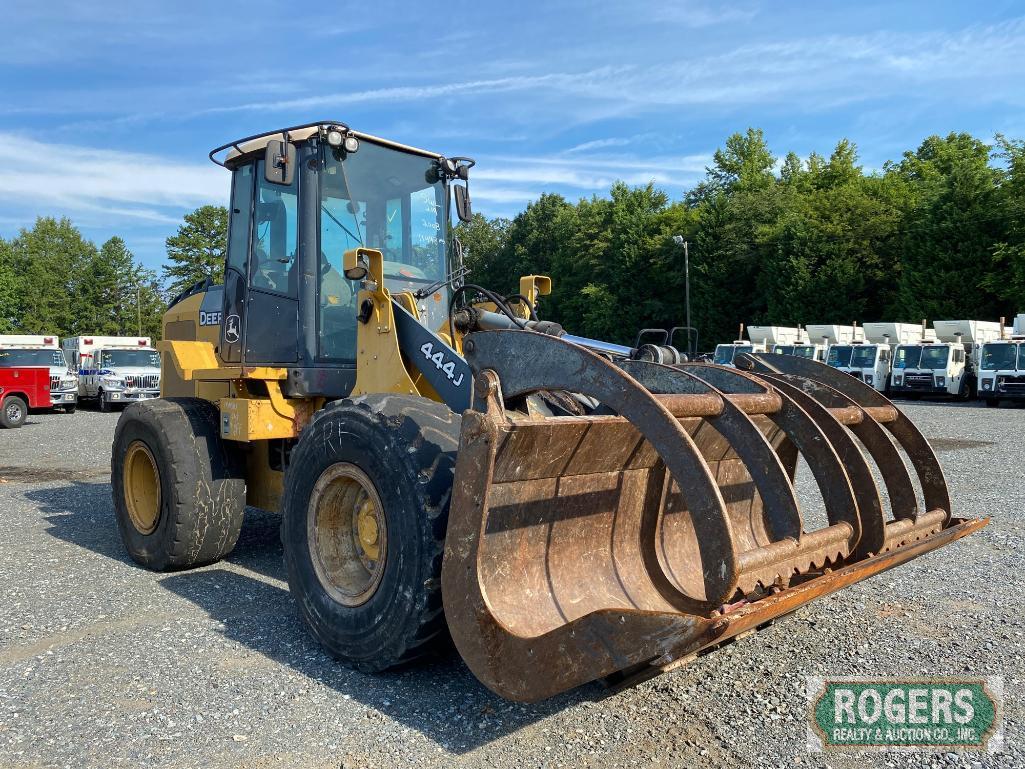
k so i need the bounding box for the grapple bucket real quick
[441,331,987,702]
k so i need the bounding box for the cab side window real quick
[251,160,299,297]
[227,164,254,274]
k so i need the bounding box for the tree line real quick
[0,205,227,339]
[1,130,1023,349]
[457,130,1025,347]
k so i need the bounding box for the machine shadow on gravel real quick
[34,479,293,582]
[32,479,588,751]
[159,568,585,753]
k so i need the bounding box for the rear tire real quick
[1,395,27,428]
[111,398,246,570]
[281,395,460,671]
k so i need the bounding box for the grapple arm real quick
[441,334,987,702]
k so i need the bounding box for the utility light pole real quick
[136,284,142,336]
[672,235,692,355]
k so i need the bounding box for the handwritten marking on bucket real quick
[440,333,987,702]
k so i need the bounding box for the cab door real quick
[243,159,299,365]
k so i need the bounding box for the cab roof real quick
[209,120,443,167]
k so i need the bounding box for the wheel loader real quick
[111,121,987,702]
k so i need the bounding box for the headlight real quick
[982,380,992,390]
[102,376,123,388]
[864,375,873,385]
[61,377,77,390]
[936,376,945,387]
[893,376,902,385]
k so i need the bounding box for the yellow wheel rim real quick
[123,440,161,535]
[308,463,388,607]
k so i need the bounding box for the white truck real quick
[977,314,1025,407]
[712,324,766,367]
[889,320,1001,400]
[0,335,78,412]
[807,324,864,373]
[748,326,824,360]
[63,336,161,412]
[839,322,932,393]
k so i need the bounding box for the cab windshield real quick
[920,345,950,370]
[99,350,160,368]
[981,344,1018,371]
[713,344,751,365]
[0,348,65,367]
[827,345,854,367]
[320,142,447,287]
[792,345,816,359]
[894,345,922,369]
[850,346,878,368]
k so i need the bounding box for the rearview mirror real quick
[453,184,472,223]
[264,140,296,185]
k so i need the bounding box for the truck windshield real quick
[827,346,854,367]
[981,344,1017,371]
[893,346,922,369]
[0,348,65,367]
[792,345,816,359]
[773,345,795,355]
[1020,344,1025,370]
[99,350,160,368]
[850,346,878,368]
[713,345,751,364]
[920,345,950,370]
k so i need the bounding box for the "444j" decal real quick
[419,342,464,387]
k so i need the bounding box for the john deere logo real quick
[808,677,1002,752]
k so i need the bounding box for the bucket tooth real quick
[441,331,986,701]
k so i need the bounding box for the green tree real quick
[985,135,1025,313]
[80,236,142,334]
[163,205,228,297]
[891,133,1005,320]
[0,237,17,333]
[6,217,96,335]
[454,213,511,283]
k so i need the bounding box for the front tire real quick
[281,395,460,671]
[99,391,112,412]
[1,395,27,428]
[111,398,246,570]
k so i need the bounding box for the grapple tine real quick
[441,332,985,702]
[740,352,951,526]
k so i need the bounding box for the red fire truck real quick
[0,367,52,428]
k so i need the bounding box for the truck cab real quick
[747,325,824,361]
[978,314,1025,407]
[0,335,78,412]
[64,336,161,411]
[889,321,1000,400]
[825,342,891,391]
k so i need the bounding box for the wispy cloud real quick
[0,133,225,224]
[195,68,626,116]
[563,137,634,154]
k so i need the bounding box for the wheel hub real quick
[123,440,161,534]
[308,463,387,607]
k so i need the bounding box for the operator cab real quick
[209,122,473,397]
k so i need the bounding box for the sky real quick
[2,0,1025,272]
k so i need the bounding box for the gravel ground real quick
[0,399,1022,769]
